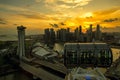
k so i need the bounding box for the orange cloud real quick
[62,6,120,30]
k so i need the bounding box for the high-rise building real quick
[61,29,67,42]
[44,24,103,43]
[17,25,26,58]
[74,27,79,41]
[74,26,84,42]
[44,28,55,44]
[56,29,60,41]
[95,24,102,41]
[66,28,70,41]
[87,24,93,42]
[44,28,50,44]
[79,25,82,34]
[50,28,55,43]
[79,25,83,42]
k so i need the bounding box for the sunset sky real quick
[0,0,120,35]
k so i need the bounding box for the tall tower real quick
[61,29,67,42]
[66,28,70,41]
[95,24,101,41]
[79,25,83,42]
[87,24,93,42]
[44,28,50,44]
[74,27,79,41]
[50,28,55,43]
[79,25,82,34]
[17,25,26,58]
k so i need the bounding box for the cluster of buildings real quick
[44,24,102,43]
[44,28,55,44]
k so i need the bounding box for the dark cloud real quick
[19,13,49,20]
[102,26,120,32]
[0,22,6,24]
[103,18,120,22]
[24,2,40,8]
[49,22,66,28]
[86,16,93,19]
[0,18,7,25]
[13,24,18,25]
[49,23,59,28]
[60,22,65,25]
[94,7,120,16]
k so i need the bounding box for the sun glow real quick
[66,21,76,27]
[82,12,93,18]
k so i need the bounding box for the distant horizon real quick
[0,26,120,36]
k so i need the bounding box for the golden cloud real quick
[35,0,41,2]
[0,3,28,12]
[44,0,92,12]
[62,6,120,29]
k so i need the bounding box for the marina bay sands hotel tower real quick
[17,25,26,58]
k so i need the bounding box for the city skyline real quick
[0,0,120,35]
[44,24,102,43]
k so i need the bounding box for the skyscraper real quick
[56,29,60,41]
[87,24,93,42]
[79,25,83,42]
[17,25,26,58]
[74,27,79,41]
[50,28,55,43]
[61,29,67,42]
[66,28,70,41]
[44,28,55,44]
[95,24,102,41]
[79,25,82,34]
[44,28,50,44]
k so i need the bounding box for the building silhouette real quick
[50,28,55,43]
[66,28,70,42]
[74,26,84,42]
[44,24,103,43]
[17,25,26,58]
[59,29,67,42]
[79,25,84,42]
[95,24,102,41]
[44,28,50,44]
[74,27,79,41]
[86,24,93,42]
[44,28,55,44]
